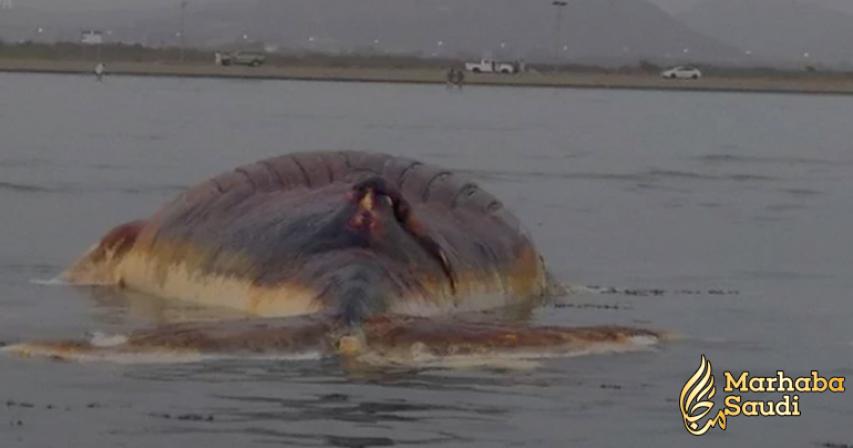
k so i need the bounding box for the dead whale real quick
[6,151,660,364]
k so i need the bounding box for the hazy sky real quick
[12,0,853,15]
[7,0,853,68]
[648,0,703,14]
[651,0,853,14]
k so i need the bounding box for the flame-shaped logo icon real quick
[679,355,728,436]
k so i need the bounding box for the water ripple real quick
[696,153,848,167]
[0,181,187,196]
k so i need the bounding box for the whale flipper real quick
[4,315,661,365]
[3,315,335,363]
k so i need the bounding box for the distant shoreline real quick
[3,58,853,95]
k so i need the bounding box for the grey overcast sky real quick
[12,0,853,15]
[652,0,853,14]
[6,0,853,68]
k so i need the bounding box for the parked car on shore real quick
[215,51,266,67]
[464,59,517,74]
[660,66,702,79]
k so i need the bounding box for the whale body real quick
[7,151,660,364]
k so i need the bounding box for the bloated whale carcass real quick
[7,151,659,364]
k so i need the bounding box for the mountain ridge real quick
[678,0,853,68]
[1,0,742,66]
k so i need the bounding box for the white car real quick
[661,66,702,79]
[464,59,516,74]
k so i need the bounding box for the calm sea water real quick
[0,73,850,447]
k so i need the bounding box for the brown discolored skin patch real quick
[63,220,146,285]
[92,220,146,262]
[125,315,335,353]
[360,315,660,357]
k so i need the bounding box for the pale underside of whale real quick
[5,151,661,365]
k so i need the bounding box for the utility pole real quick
[551,1,567,63]
[179,1,188,63]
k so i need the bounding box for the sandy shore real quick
[3,58,853,95]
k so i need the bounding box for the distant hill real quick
[646,0,704,15]
[246,0,742,65]
[678,0,853,68]
[1,0,742,66]
[0,5,179,47]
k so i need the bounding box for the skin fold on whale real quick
[5,151,661,364]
